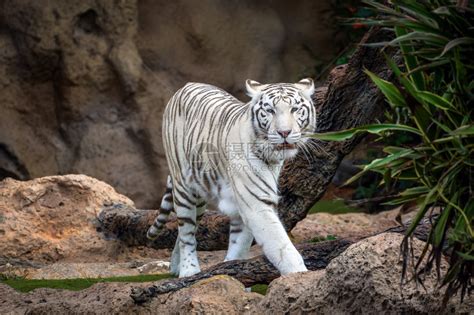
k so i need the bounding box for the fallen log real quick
[98,27,397,251]
[131,239,353,304]
[98,203,230,250]
[130,216,431,304]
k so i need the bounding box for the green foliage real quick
[1,274,173,293]
[353,179,379,200]
[309,199,361,214]
[310,123,421,141]
[309,235,338,243]
[250,284,269,295]
[313,0,473,304]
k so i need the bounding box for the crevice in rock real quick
[75,9,103,36]
[0,143,30,180]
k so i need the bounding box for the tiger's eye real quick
[290,107,298,113]
[267,108,275,114]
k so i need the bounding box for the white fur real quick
[152,80,316,277]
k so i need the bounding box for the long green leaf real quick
[417,91,454,110]
[456,251,474,261]
[345,149,416,186]
[382,195,420,206]
[362,1,406,18]
[405,59,450,76]
[400,186,431,196]
[362,149,414,171]
[389,31,449,47]
[450,125,474,136]
[439,37,474,57]
[405,185,439,237]
[365,69,406,108]
[433,203,453,247]
[310,124,422,142]
[394,26,426,91]
[397,2,440,29]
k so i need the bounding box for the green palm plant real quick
[312,0,473,304]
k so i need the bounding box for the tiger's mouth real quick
[274,143,296,150]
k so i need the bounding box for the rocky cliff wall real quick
[0,0,343,207]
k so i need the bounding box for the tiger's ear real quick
[295,78,315,100]
[245,79,264,99]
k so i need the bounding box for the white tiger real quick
[147,78,316,277]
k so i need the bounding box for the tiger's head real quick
[246,78,316,163]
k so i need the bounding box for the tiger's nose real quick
[277,130,291,138]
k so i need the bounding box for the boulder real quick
[160,275,261,314]
[0,282,139,315]
[256,270,325,314]
[291,209,400,242]
[0,175,162,264]
[256,233,472,314]
[0,275,262,314]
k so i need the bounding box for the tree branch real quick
[98,27,396,250]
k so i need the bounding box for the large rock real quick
[257,270,325,314]
[158,275,261,314]
[0,282,139,315]
[0,275,262,314]
[0,174,259,276]
[0,0,344,208]
[256,233,472,314]
[0,175,162,264]
[291,209,400,242]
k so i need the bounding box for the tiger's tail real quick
[147,176,173,240]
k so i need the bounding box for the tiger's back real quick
[163,82,247,189]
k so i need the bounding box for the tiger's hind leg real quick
[170,199,206,276]
[173,185,204,277]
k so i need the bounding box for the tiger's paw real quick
[178,265,201,278]
[170,261,180,276]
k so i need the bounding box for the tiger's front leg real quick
[238,203,307,275]
[224,216,254,261]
